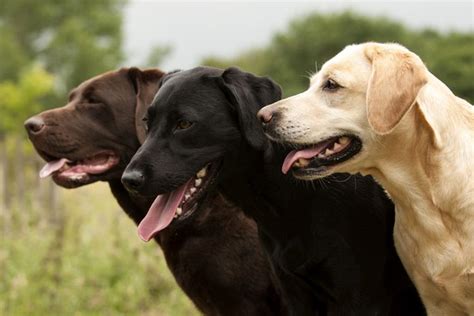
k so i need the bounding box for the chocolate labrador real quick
[122,66,426,315]
[25,67,285,316]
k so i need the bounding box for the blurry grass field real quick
[0,181,200,316]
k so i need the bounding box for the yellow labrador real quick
[258,42,474,315]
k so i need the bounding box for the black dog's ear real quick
[127,67,165,144]
[156,69,182,90]
[217,67,282,149]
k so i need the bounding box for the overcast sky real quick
[123,1,473,70]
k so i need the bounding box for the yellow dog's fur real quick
[259,42,474,315]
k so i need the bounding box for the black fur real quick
[123,66,426,315]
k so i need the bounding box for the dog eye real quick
[323,79,341,91]
[176,120,193,130]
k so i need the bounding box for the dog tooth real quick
[190,187,197,194]
[293,158,310,168]
[195,178,202,187]
[339,136,349,145]
[176,207,183,215]
[325,148,334,156]
[197,168,207,178]
[333,142,342,151]
[185,194,190,200]
[317,153,325,158]
[299,158,310,167]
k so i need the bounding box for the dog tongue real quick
[39,158,70,178]
[137,179,193,242]
[281,139,334,174]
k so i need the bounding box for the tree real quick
[0,0,125,97]
[0,0,126,138]
[420,32,474,101]
[203,11,474,102]
[0,66,54,135]
[144,45,173,68]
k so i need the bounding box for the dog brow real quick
[82,86,96,98]
[68,90,77,101]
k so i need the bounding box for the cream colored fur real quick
[260,42,474,315]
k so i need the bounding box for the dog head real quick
[25,67,164,188]
[122,66,281,241]
[258,42,428,180]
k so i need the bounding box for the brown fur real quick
[25,68,286,315]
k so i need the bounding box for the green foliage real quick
[0,0,125,98]
[1,3,195,315]
[203,11,474,102]
[0,181,199,316]
[0,0,126,136]
[0,26,29,81]
[0,66,55,134]
[420,32,474,101]
[145,45,173,68]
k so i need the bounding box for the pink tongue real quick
[39,158,70,178]
[137,179,194,242]
[281,139,334,174]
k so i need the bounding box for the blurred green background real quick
[0,1,472,315]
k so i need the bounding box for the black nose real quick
[24,116,45,135]
[121,170,145,192]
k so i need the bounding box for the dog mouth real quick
[38,151,120,186]
[282,134,362,178]
[137,161,221,242]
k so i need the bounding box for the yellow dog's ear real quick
[365,43,428,135]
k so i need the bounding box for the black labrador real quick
[25,67,285,316]
[122,66,426,315]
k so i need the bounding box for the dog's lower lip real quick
[290,135,362,173]
[293,166,330,178]
[48,151,119,184]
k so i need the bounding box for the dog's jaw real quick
[136,160,223,241]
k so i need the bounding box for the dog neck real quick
[365,80,474,275]
[416,73,474,148]
[376,77,473,212]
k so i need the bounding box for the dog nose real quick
[258,108,274,124]
[121,170,145,192]
[24,116,45,134]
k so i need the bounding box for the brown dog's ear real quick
[127,67,165,144]
[365,43,428,135]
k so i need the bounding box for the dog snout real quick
[24,116,45,135]
[122,170,145,193]
[258,108,281,132]
[258,107,274,124]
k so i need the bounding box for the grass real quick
[0,181,200,316]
